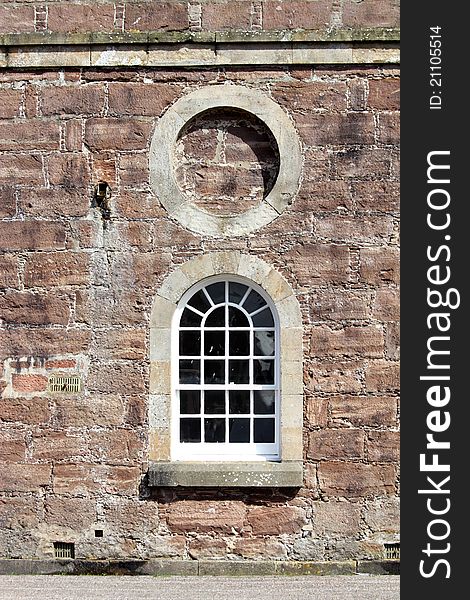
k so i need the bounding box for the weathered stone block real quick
[0,155,44,185]
[41,84,105,116]
[368,78,400,110]
[272,81,347,112]
[0,255,19,288]
[47,3,115,33]
[167,501,246,533]
[0,328,90,359]
[0,121,59,151]
[330,395,398,428]
[47,153,89,188]
[310,325,384,358]
[232,537,287,559]
[0,291,70,325]
[367,430,400,462]
[108,83,179,116]
[247,506,306,535]
[314,501,362,536]
[19,188,89,218]
[0,397,50,425]
[44,497,95,529]
[84,118,152,151]
[0,89,22,119]
[308,429,365,460]
[352,181,399,213]
[359,247,400,285]
[285,243,350,286]
[24,253,90,287]
[296,113,375,146]
[333,148,391,178]
[373,288,400,321]
[365,360,399,392]
[310,289,373,321]
[0,463,51,493]
[125,2,188,31]
[318,462,396,498]
[263,1,333,29]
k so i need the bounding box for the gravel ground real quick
[0,575,399,600]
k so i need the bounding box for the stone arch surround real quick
[148,251,303,487]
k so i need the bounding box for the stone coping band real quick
[0,28,400,48]
[0,559,400,576]
[149,85,302,237]
[148,461,304,487]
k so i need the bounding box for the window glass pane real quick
[204,360,225,384]
[179,331,201,356]
[229,390,250,414]
[229,360,249,384]
[204,331,225,356]
[180,390,201,414]
[253,359,274,384]
[206,282,225,305]
[228,306,249,327]
[253,331,275,356]
[229,418,250,443]
[254,418,275,443]
[204,418,225,443]
[252,307,274,327]
[204,390,225,414]
[181,307,202,327]
[243,289,266,314]
[206,306,225,327]
[229,331,250,356]
[229,282,248,305]
[179,359,200,384]
[188,289,211,313]
[254,390,275,414]
[180,418,201,443]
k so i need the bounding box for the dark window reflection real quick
[243,290,266,314]
[204,360,225,384]
[252,308,274,327]
[181,308,202,327]
[229,331,250,356]
[254,418,275,443]
[229,282,248,304]
[180,418,201,443]
[180,390,201,414]
[253,331,275,356]
[188,289,211,313]
[229,360,249,384]
[229,306,249,327]
[204,390,225,414]
[206,306,225,327]
[205,331,225,356]
[254,390,275,414]
[206,282,225,305]
[229,418,250,443]
[179,359,200,384]
[204,418,225,442]
[229,390,250,414]
[179,331,201,356]
[253,359,274,384]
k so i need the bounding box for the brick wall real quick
[0,61,399,561]
[0,1,400,35]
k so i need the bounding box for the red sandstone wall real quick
[0,1,400,35]
[0,63,399,560]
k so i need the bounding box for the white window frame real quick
[171,275,281,462]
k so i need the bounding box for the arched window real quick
[172,276,279,461]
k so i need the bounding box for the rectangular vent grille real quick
[53,542,75,559]
[48,374,81,393]
[384,543,400,560]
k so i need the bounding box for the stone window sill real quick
[148,461,303,488]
